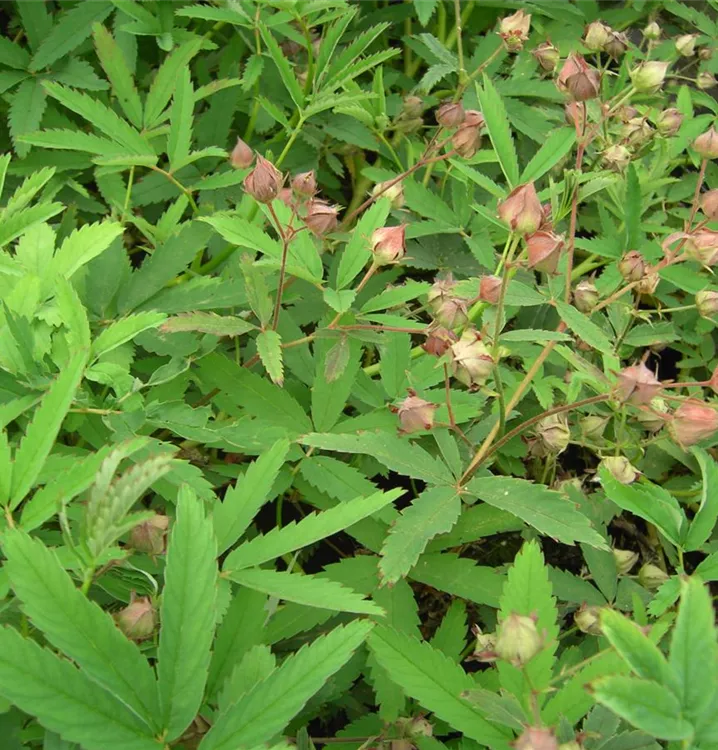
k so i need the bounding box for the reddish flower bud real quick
[693,126,718,159]
[613,548,639,575]
[675,34,698,57]
[564,102,587,130]
[304,201,339,235]
[372,225,406,265]
[526,230,565,273]
[583,21,611,52]
[128,514,169,556]
[372,180,404,208]
[498,10,531,52]
[422,327,458,357]
[243,155,283,203]
[479,275,503,304]
[669,400,718,447]
[656,108,683,137]
[291,170,317,197]
[396,393,437,433]
[696,290,718,319]
[575,604,604,635]
[495,613,543,667]
[573,279,599,312]
[617,363,662,405]
[115,595,156,640]
[450,330,494,387]
[498,182,543,235]
[436,101,465,128]
[533,41,560,72]
[638,563,669,589]
[515,727,558,750]
[229,137,253,169]
[684,230,718,264]
[701,189,718,221]
[601,455,639,485]
[277,187,294,207]
[630,61,669,93]
[697,72,717,91]
[618,250,646,282]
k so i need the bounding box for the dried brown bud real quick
[436,101,465,129]
[602,144,631,171]
[452,123,481,158]
[699,47,714,61]
[402,95,423,120]
[533,41,560,72]
[696,290,718,319]
[636,267,659,296]
[618,250,646,282]
[600,455,639,485]
[450,330,494,387]
[422,327,458,357]
[115,595,156,640]
[693,126,718,159]
[557,53,599,101]
[515,727,558,750]
[526,230,565,273]
[584,21,611,51]
[701,189,718,221]
[638,563,669,590]
[498,182,543,235]
[243,155,283,203]
[630,61,669,93]
[697,72,717,91]
[463,110,486,129]
[304,201,339,235]
[128,514,169,556]
[371,225,407,265]
[229,137,254,169]
[669,400,718,447]
[574,604,603,635]
[291,170,317,197]
[656,108,683,137]
[498,10,531,53]
[643,21,661,41]
[604,31,629,58]
[372,180,404,208]
[534,413,570,454]
[623,118,654,148]
[675,34,698,57]
[684,230,718,264]
[613,548,639,575]
[617,363,662,405]
[397,393,437,433]
[573,279,599,312]
[479,275,503,304]
[495,613,543,667]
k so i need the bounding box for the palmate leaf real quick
[3,531,160,730]
[367,625,511,746]
[224,488,402,571]
[158,486,218,742]
[199,621,373,750]
[0,626,162,750]
[379,486,460,585]
[226,568,383,615]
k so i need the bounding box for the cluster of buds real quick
[694,126,718,159]
[427,275,469,329]
[583,21,629,58]
[498,10,531,53]
[557,53,601,102]
[114,594,156,640]
[393,390,437,434]
[371,225,407,265]
[128,514,169,556]
[450,330,495,388]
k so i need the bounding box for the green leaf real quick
[52,220,123,279]
[410,553,504,608]
[0,626,162,750]
[3,531,160,731]
[0,35,30,69]
[226,568,382,615]
[10,351,87,508]
[600,609,674,687]
[379,487,460,585]
[159,313,255,337]
[9,80,48,158]
[404,180,456,224]
[449,160,504,198]
[19,129,131,157]
[477,75,519,187]
[218,645,276,712]
[684,448,718,551]
[256,330,284,386]
[624,165,642,249]
[92,24,143,129]
[199,621,372,750]
[555,301,613,355]
[158,486,218,741]
[258,23,305,109]
[91,312,166,360]
[467,476,607,549]
[214,440,290,554]
[591,676,693,741]
[336,198,391,289]
[30,2,113,72]
[312,335,361,425]
[168,66,193,173]
[669,576,718,721]
[414,0,439,26]
[367,625,510,746]
[0,203,64,251]
[224,489,402,570]
[521,128,577,183]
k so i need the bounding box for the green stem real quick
[121,165,135,223]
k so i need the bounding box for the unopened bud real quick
[699,47,714,61]
[638,563,669,590]
[636,267,659,296]
[601,455,639,484]
[372,180,404,208]
[643,21,661,41]
[573,279,599,312]
[450,330,494,388]
[291,170,317,197]
[557,53,600,101]
[656,108,683,137]
[685,230,718,264]
[675,34,698,57]
[434,297,469,329]
[629,61,669,93]
[115,596,156,640]
[371,225,406,265]
[533,41,560,72]
[498,10,531,53]
[613,548,639,575]
[697,290,718,319]
[479,275,502,304]
[304,201,338,235]
[472,624,496,656]
[436,101,465,129]
[526,230,565,273]
[618,250,646,282]
[574,605,603,635]
[535,413,570,454]
[495,613,543,667]
[422,327,458,357]
[604,31,629,59]
[693,126,718,159]
[427,275,457,311]
[128,514,169,556]
[636,397,670,432]
[697,72,717,91]
[623,118,654,149]
[243,155,283,203]
[617,105,639,123]
[498,182,543,235]
[396,393,437,433]
[515,728,558,750]
[229,137,253,169]
[579,414,609,440]
[584,21,611,51]
[452,123,482,158]
[602,144,631,172]
[670,400,718,447]
[701,189,718,221]
[617,363,662,405]
[402,95,423,120]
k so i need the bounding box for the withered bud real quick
[229,137,253,169]
[618,250,646,282]
[623,118,654,149]
[534,413,570,454]
[422,327,458,357]
[604,30,629,58]
[243,155,283,203]
[656,108,683,137]
[479,275,503,304]
[304,201,339,235]
[436,101,465,129]
[402,95,424,120]
[629,61,669,93]
[434,297,469,330]
[291,170,317,197]
[613,548,639,575]
[450,330,494,388]
[128,514,169,556]
[693,126,718,159]
[697,72,717,91]
[602,144,631,172]
[573,279,599,312]
[675,34,698,57]
[583,21,611,52]
[636,267,659,296]
[396,393,437,434]
[701,189,718,221]
[463,110,486,129]
[617,105,639,123]
[684,230,718,265]
[495,613,543,667]
[669,400,718,447]
[638,563,669,590]
[371,225,406,265]
[699,47,714,61]
[696,290,718,319]
[498,182,543,235]
[115,595,156,640]
[498,10,531,53]
[566,65,601,102]
[372,180,404,208]
[526,230,565,274]
[452,116,482,158]
[533,41,560,72]
[617,363,662,405]
[643,21,661,41]
[515,727,558,750]
[601,455,639,485]
[427,274,457,311]
[579,414,609,440]
[557,54,591,95]
[574,604,603,635]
